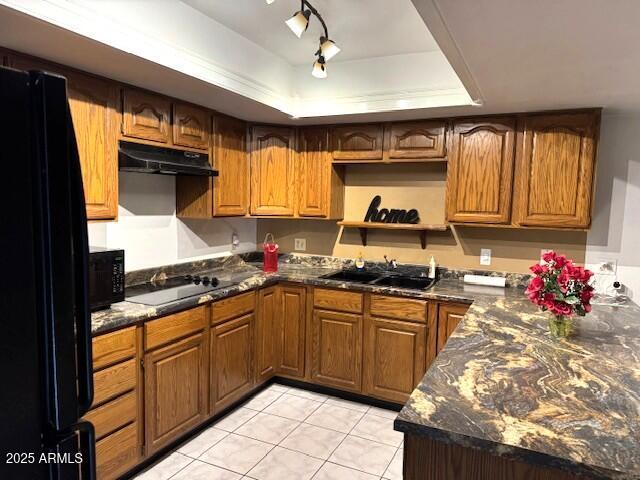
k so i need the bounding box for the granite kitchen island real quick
[394,293,640,479]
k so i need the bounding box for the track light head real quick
[312,55,327,79]
[319,36,340,61]
[286,10,311,38]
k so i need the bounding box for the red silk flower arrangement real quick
[526,251,594,319]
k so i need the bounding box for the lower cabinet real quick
[311,309,363,392]
[144,333,208,455]
[210,313,254,413]
[255,286,279,382]
[86,327,141,480]
[277,285,307,378]
[436,303,469,354]
[364,317,427,404]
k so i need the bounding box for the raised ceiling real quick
[183,0,440,65]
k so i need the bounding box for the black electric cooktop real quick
[125,274,232,306]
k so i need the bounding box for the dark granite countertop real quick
[92,258,486,335]
[394,288,640,479]
[91,254,640,479]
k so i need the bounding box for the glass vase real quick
[548,314,573,338]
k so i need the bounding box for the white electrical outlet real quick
[294,238,307,251]
[480,248,492,266]
[231,232,240,250]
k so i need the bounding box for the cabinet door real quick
[144,333,207,455]
[298,127,330,217]
[436,303,468,354]
[331,124,384,161]
[210,314,254,413]
[278,285,306,378]
[446,118,516,224]
[173,102,209,150]
[255,286,279,382]
[250,126,296,215]
[386,121,446,160]
[364,317,426,403]
[122,89,171,144]
[514,112,599,228]
[311,309,362,392]
[213,115,248,216]
[8,55,119,220]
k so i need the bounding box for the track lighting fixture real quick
[268,0,339,78]
[312,55,327,78]
[285,9,311,38]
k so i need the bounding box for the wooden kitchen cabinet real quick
[277,285,306,378]
[436,303,469,354]
[513,111,599,228]
[86,326,141,480]
[122,88,171,144]
[175,114,248,218]
[144,332,208,455]
[364,316,426,403]
[385,120,447,160]
[255,286,279,382]
[213,114,249,216]
[311,308,363,392]
[446,118,516,224]
[297,127,345,218]
[7,54,119,220]
[331,124,384,161]
[250,125,296,216]
[210,313,254,413]
[172,102,209,150]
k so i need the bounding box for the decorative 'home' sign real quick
[364,195,420,224]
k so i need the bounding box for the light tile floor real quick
[134,383,403,480]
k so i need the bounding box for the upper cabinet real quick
[213,115,248,216]
[249,125,296,216]
[513,111,599,229]
[298,127,344,219]
[122,89,171,144]
[7,54,119,221]
[172,102,210,150]
[385,120,447,161]
[122,88,209,152]
[446,118,516,224]
[331,124,385,161]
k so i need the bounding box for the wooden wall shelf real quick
[337,221,450,249]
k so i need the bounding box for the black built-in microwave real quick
[89,247,124,311]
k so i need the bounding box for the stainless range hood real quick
[118,141,218,177]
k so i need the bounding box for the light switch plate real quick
[480,248,492,266]
[294,238,307,251]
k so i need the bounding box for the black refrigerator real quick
[0,66,96,479]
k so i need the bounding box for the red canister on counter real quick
[263,233,279,273]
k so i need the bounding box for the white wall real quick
[586,113,640,299]
[88,172,256,272]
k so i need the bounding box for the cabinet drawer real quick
[84,390,137,440]
[93,327,136,370]
[212,292,255,325]
[145,306,206,350]
[314,288,363,313]
[96,422,139,480]
[369,295,427,323]
[93,358,136,407]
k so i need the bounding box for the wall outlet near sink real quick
[294,238,307,251]
[480,248,492,266]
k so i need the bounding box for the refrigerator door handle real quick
[68,110,94,416]
[73,421,96,480]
